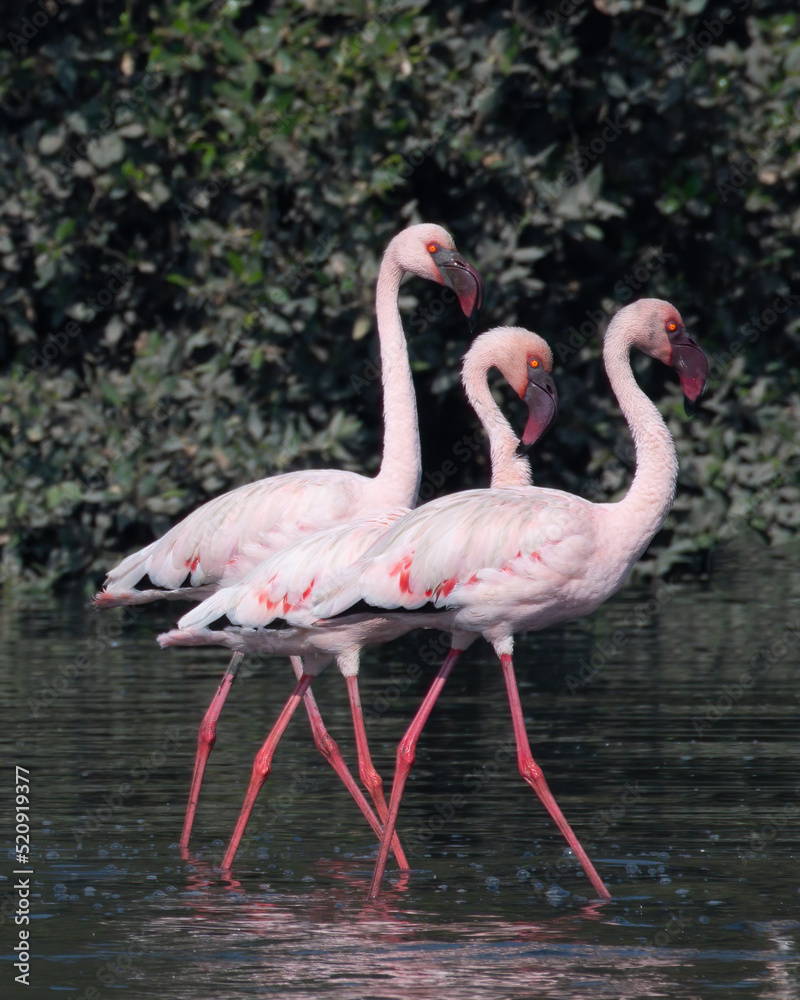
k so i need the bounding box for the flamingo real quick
[95,223,483,857]
[158,325,559,870]
[309,298,709,900]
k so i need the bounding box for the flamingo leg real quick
[499,652,611,900]
[368,646,463,899]
[221,672,314,870]
[286,657,405,864]
[345,674,410,870]
[181,651,244,851]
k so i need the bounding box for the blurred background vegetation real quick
[1,0,798,592]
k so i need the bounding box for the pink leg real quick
[293,662,391,852]
[221,672,313,870]
[345,675,410,870]
[181,651,244,851]
[368,647,463,899]
[499,652,611,900]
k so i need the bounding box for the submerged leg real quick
[499,652,611,900]
[345,673,409,870]
[221,672,313,870]
[181,651,244,851]
[368,646,463,900]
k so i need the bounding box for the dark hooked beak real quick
[431,248,484,333]
[669,330,708,415]
[517,368,559,455]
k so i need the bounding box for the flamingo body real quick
[95,223,482,608]
[308,298,708,900]
[96,222,482,856]
[160,507,412,670]
[158,326,559,869]
[97,470,394,605]
[312,299,707,643]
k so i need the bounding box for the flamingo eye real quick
[667,321,678,333]
[529,358,540,369]
[427,243,438,253]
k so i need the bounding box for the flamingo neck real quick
[462,348,533,489]
[372,254,421,507]
[603,320,678,560]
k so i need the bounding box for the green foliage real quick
[1,0,798,590]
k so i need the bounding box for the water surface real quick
[2,541,799,999]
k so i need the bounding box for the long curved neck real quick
[603,321,678,559]
[462,349,532,489]
[372,252,421,506]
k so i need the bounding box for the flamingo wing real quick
[97,469,371,602]
[312,488,599,617]
[176,507,410,631]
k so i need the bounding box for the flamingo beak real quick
[669,330,708,415]
[518,368,559,453]
[431,249,484,332]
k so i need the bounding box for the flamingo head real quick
[471,326,558,451]
[392,223,484,332]
[518,347,559,451]
[625,298,708,413]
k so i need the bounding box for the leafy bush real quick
[1,0,798,590]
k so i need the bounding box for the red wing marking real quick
[389,554,415,595]
[257,590,278,614]
[433,576,458,600]
[301,579,315,602]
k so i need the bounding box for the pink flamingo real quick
[310,298,708,900]
[158,325,559,870]
[95,223,482,856]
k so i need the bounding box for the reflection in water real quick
[2,542,800,998]
[117,863,800,1000]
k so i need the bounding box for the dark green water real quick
[2,541,799,999]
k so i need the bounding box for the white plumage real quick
[307,298,708,901]
[159,325,559,871]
